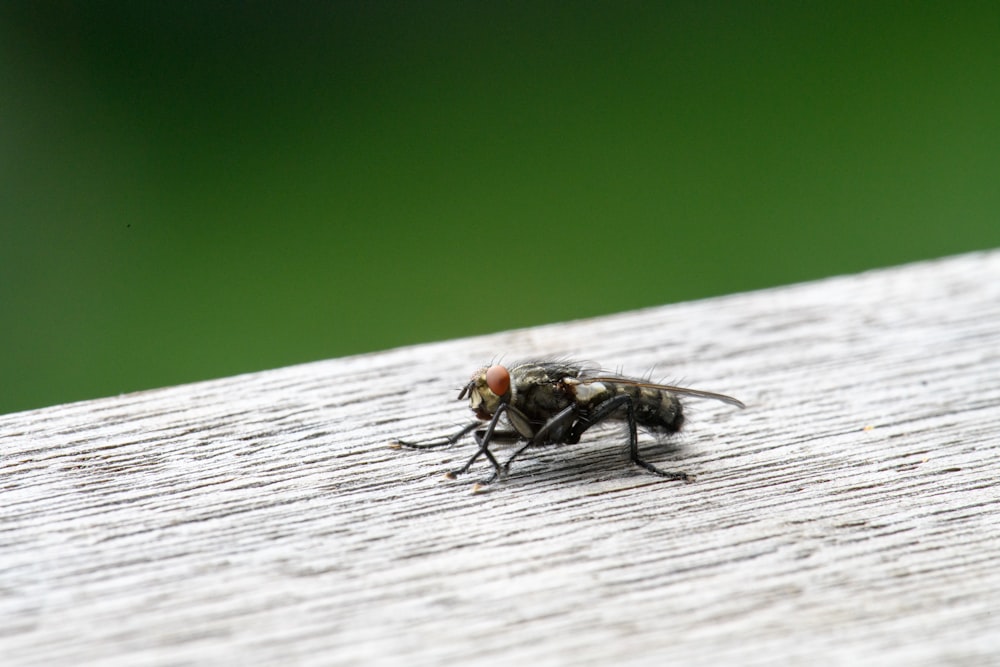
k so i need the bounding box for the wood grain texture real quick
[3,250,1000,666]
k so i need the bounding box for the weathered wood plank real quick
[2,250,1000,666]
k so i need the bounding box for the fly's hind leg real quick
[569,395,691,482]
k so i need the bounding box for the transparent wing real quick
[581,375,745,408]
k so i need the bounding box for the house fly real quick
[393,361,744,485]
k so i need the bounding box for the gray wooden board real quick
[2,250,1000,666]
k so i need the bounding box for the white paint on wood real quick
[2,250,1000,665]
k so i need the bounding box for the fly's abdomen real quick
[612,383,684,433]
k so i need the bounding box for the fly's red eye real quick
[485,365,510,396]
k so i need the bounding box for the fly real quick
[393,361,744,486]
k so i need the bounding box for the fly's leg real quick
[446,404,510,481]
[498,405,577,479]
[569,395,691,482]
[392,421,480,449]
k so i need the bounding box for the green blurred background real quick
[2,2,998,415]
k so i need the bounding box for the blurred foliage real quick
[2,2,999,414]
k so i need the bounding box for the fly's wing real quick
[579,372,746,408]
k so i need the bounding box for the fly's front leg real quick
[445,404,509,481]
[392,421,480,449]
[570,395,691,482]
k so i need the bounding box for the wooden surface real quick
[3,250,1000,665]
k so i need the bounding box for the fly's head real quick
[458,364,511,421]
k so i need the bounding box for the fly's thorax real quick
[510,364,577,423]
